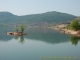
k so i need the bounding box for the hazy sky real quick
[0,0,80,16]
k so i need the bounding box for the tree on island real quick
[14,24,25,33]
[20,24,25,33]
[15,27,19,32]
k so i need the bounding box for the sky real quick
[0,0,80,16]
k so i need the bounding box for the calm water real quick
[0,27,80,60]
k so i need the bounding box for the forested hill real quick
[0,12,17,22]
[0,11,77,23]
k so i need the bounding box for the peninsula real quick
[52,17,80,36]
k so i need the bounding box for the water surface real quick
[0,27,80,60]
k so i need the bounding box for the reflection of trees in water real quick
[70,36,80,46]
[19,36,24,43]
[14,35,24,44]
[14,36,19,40]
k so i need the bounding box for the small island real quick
[6,24,27,36]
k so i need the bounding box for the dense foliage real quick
[68,20,80,30]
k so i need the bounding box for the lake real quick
[0,27,80,60]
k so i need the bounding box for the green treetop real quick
[69,20,80,30]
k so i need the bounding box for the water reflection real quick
[0,27,80,46]
[14,35,25,44]
[70,36,80,46]
[14,35,19,40]
[19,35,24,43]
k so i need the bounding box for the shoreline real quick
[49,24,80,37]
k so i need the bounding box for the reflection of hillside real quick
[0,27,70,44]
[0,35,13,41]
[0,27,14,41]
[24,28,70,44]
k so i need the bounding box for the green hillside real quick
[0,11,77,24]
[0,12,17,23]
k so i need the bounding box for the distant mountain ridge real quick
[0,12,17,22]
[0,11,77,24]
